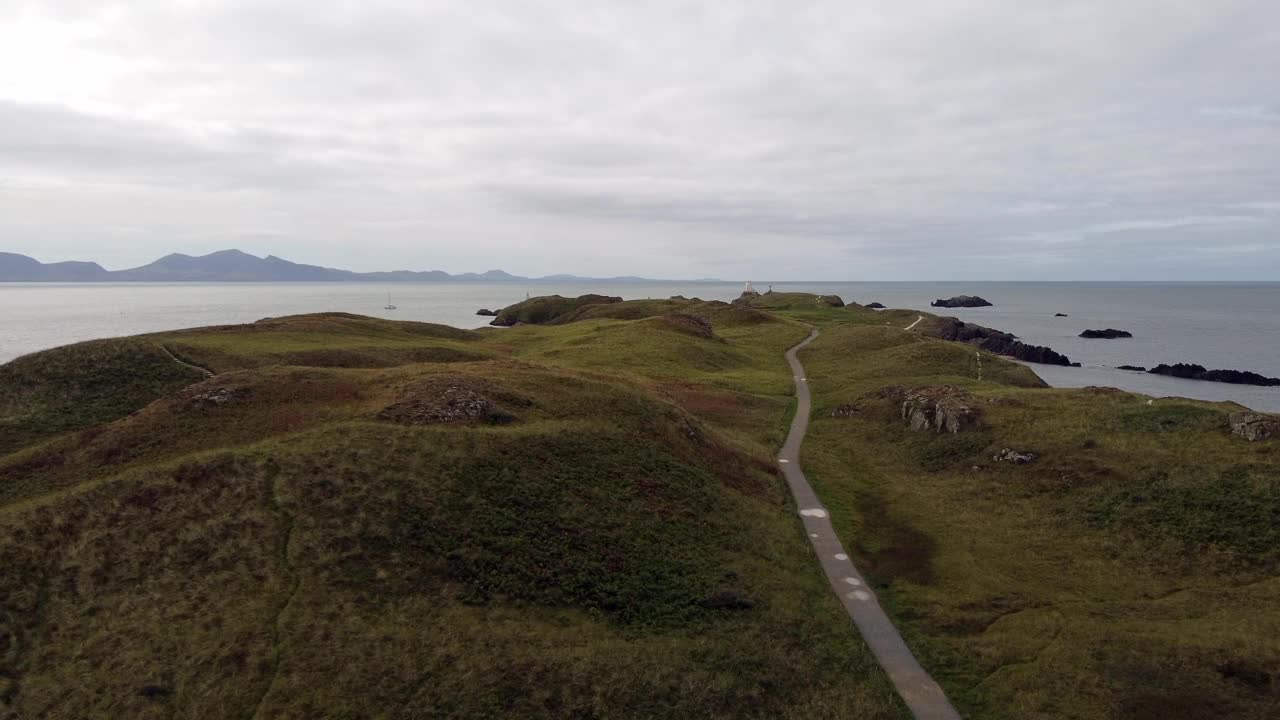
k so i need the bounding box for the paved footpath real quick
[781,329,961,720]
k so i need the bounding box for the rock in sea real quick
[1148,363,1280,387]
[1080,329,1133,339]
[931,295,993,308]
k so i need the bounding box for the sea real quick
[3,281,1279,412]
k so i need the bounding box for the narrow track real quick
[780,329,960,720]
[158,344,214,378]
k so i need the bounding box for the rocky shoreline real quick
[928,317,1076,366]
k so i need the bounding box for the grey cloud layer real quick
[1,0,1278,278]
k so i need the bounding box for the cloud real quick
[0,0,1278,278]
[1200,105,1280,122]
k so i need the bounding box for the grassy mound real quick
[0,309,906,719]
[489,294,623,326]
[147,313,491,373]
[0,338,208,456]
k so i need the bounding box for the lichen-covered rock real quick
[189,387,244,406]
[900,385,980,433]
[993,448,1037,464]
[1229,411,1279,442]
[379,376,523,425]
[830,403,860,418]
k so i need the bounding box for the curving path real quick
[781,329,960,720]
[905,315,925,331]
[158,344,215,378]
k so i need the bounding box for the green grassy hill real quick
[0,300,906,719]
[4,293,1278,719]
[745,296,1280,720]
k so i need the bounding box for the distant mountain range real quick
[0,249,718,283]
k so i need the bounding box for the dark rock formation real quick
[1228,412,1278,441]
[931,295,993,308]
[993,448,1037,464]
[816,295,845,308]
[1117,365,1146,372]
[1080,329,1133,339]
[1054,313,1068,317]
[1148,363,1280,387]
[866,302,886,309]
[475,308,498,316]
[929,317,1074,366]
[900,386,981,434]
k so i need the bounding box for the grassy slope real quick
[755,296,1280,720]
[0,301,908,719]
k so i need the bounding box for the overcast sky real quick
[1,0,1277,279]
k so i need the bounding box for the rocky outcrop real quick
[1054,313,1068,317]
[189,387,245,406]
[993,448,1037,464]
[475,308,498,316]
[931,295,993,308]
[830,403,860,418]
[866,302,886,309]
[1148,364,1280,387]
[1228,412,1279,441]
[929,317,1075,366]
[816,295,845,308]
[731,290,761,306]
[1080,329,1132,339]
[1117,365,1147,372]
[900,386,981,434]
[378,376,525,425]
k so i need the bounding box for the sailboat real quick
[384,292,397,310]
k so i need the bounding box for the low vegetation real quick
[750,296,1280,720]
[0,298,905,719]
[4,291,1277,719]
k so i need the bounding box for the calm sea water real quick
[3,281,1279,411]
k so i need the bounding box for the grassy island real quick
[1,293,1276,719]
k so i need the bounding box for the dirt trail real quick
[780,329,960,720]
[158,345,214,378]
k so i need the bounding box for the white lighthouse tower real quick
[744,281,756,294]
